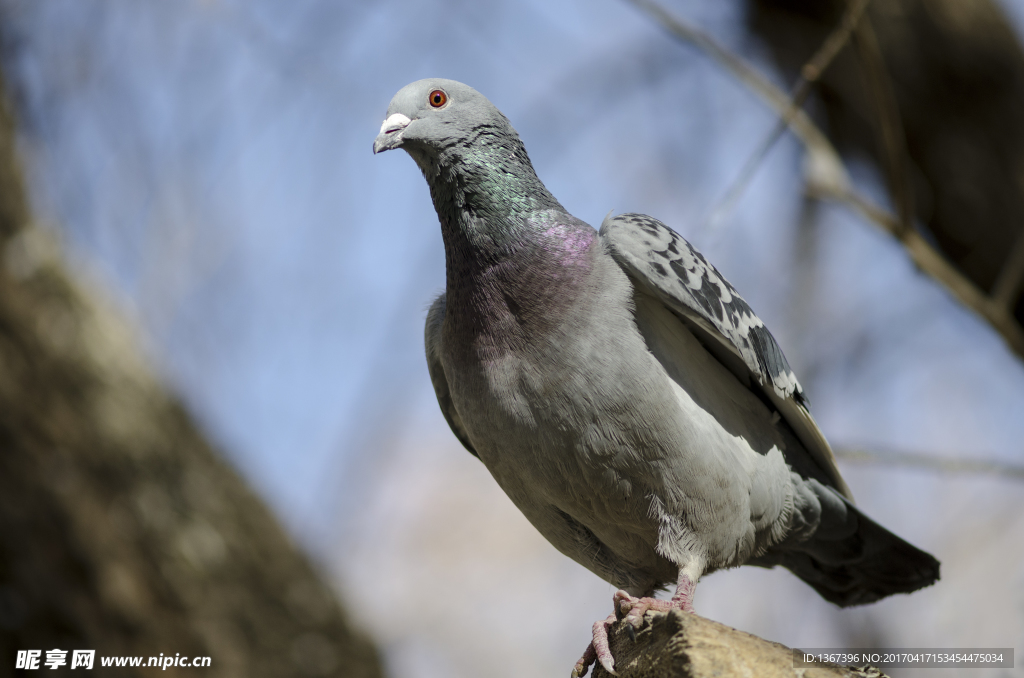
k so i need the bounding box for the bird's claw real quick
[571,641,595,678]
[573,587,693,676]
[572,613,616,677]
[614,589,665,635]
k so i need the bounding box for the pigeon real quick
[373,78,940,677]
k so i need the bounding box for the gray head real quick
[372,78,511,160]
[373,79,561,226]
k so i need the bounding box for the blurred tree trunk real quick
[0,69,382,677]
[747,0,1024,352]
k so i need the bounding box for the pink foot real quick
[614,590,674,636]
[571,576,696,677]
[571,614,615,677]
[616,574,695,631]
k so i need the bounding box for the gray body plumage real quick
[377,78,939,608]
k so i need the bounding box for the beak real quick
[373,113,411,154]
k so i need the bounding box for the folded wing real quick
[600,212,853,500]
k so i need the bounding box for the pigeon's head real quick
[372,78,511,159]
[373,78,559,221]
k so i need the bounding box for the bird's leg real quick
[668,570,696,611]
[572,571,699,677]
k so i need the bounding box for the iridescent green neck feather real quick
[408,121,565,263]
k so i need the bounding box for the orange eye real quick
[428,89,448,108]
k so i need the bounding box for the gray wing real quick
[425,293,478,458]
[600,212,853,500]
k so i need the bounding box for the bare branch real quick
[853,16,914,236]
[625,0,1024,360]
[624,0,849,188]
[816,184,1024,357]
[992,228,1024,309]
[835,448,1024,481]
[798,0,872,84]
[625,0,866,229]
[708,0,871,229]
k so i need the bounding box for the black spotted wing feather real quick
[601,213,802,402]
[600,213,853,500]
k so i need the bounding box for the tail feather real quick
[753,506,940,607]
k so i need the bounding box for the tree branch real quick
[625,0,1024,359]
[624,0,864,229]
[835,448,1024,481]
[992,227,1024,310]
[853,15,914,237]
[820,185,1024,357]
